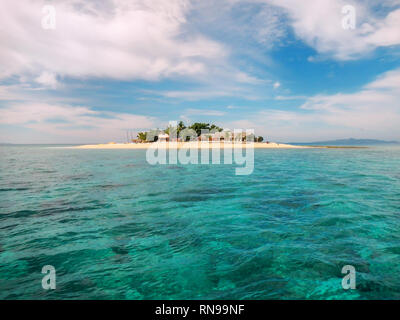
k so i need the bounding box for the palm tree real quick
[177,121,186,135]
[137,132,147,142]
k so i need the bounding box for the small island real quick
[75,121,309,149]
[72,122,370,149]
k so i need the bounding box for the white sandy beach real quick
[73,142,311,149]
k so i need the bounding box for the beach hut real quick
[199,133,212,141]
[211,132,226,141]
[158,133,169,142]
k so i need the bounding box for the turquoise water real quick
[1,145,400,299]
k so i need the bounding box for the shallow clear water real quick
[0,145,400,299]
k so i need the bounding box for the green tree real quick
[188,123,223,136]
[165,121,186,139]
[164,126,173,136]
[177,121,186,135]
[210,124,223,132]
[137,132,147,141]
[188,123,210,136]
[257,136,264,143]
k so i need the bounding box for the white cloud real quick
[159,90,232,100]
[0,85,23,101]
[268,0,400,60]
[366,69,400,90]
[235,72,265,84]
[190,0,288,48]
[144,85,260,101]
[226,68,400,141]
[275,95,307,100]
[365,9,400,47]
[0,0,226,82]
[0,103,158,143]
[2,0,399,87]
[35,72,59,89]
[273,81,281,89]
[184,108,226,116]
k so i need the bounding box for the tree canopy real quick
[187,123,223,136]
[137,132,147,141]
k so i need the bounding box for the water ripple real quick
[1,146,400,299]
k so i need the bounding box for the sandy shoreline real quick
[72,142,311,149]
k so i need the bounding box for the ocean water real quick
[0,145,400,300]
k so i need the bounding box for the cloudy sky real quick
[1,0,400,143]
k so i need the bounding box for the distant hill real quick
[289,138,400,146]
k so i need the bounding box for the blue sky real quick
[1,0,400,143]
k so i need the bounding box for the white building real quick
[158,133,169,142]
